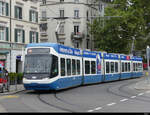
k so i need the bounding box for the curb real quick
[1,89,25,95]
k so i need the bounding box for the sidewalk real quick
[0,84,25,95]
[134,79,150,90]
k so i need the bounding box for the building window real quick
[60,10,64,18]
[42,0,47,4]
[74,25,79,34]
[74,10,79,18]
[15,29,25,43]
[74,0,79,3]
[30,10,38,23]
[41,10,47,20]
[60,0,64,3]
[30,31,38,43]
[0,27,5,41]
[15,6,22,19]
[59,25,64,34]
[0,26,9,41]
[0,2,9,16]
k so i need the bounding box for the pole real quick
[146,45,150,83]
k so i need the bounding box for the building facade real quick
[40,0,105,50]
[0,0,40,73]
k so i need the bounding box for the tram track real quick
[37,91,76,113]
[106,78,150,104]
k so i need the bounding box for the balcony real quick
[40,31,48,36]
[71,32,84,40]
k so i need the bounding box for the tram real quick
[23,43,143,90]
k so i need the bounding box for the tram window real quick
[61,58,65,76]
[136,63,138,71]
[91,61,96,74]
[115,62,118,73]
[106,62,110,73]
[138,63,142,71]
[67,59,71,76]
[133,63,136,71]
[111,62,114,73]
[122,62,124,72]
[77,60,80,75]
[72,59,76,75]
[128,62,130,72]
[85,61,90,74]
[51,55,58,78]
[125,62,128,72]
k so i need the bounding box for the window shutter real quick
[29,10,32,21]
[36,12,38,23]
[19,7,22,19]
[15,29,18,42]
[29,31,32,43]
[6,3,9,16]
[6,27,9,41]
[15,6,17,18]
[22,30,25,43]
[36,32,39,43]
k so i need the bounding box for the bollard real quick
[145,71,149,84]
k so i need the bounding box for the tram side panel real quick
[51,50,83,90]
[82,51,103,85]
[132,61,143,78]
[120,55,132,80]
[103,53,120,82]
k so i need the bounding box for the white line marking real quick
[130,96,136,98]
[138,93,144,96]
[120,99,128,102]
[94,107,102,111]
[107,102,116,106]
[87,110,94,112]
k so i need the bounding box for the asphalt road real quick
[0,76,150,113]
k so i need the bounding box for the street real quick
[0,76,150,113]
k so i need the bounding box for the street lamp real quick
[146,45,150,83]
[147,45,150,71]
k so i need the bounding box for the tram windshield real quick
[24,54,52,74]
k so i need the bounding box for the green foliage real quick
[90,0,150,54]
[8,72,23,84]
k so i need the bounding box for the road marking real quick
[120,98,128,102]
[138,93,144,96]
[107,102,116,106]
[0,95,19,99]
[130,96,136,98]
[87,110,94,112]
[94,107,102,111]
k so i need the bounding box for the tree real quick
[90,0,150,55]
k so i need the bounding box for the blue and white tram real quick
[103,53,120,82]
[82,50,102,84]
[23,43,143,91]
[120,55,132,80]
[131,56,143,78]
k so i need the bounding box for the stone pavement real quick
[0,84,25,95]
[0,84,25,112]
